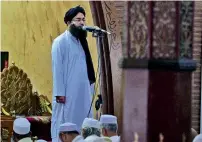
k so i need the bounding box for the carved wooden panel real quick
[101,1,124,134]
[1,63,33,115]
[152,1,176,59]
[128,1,150,58]
[0,116,14,142]
[179,1,194,58]
[1,63,52,116]
[102,1,122,50]
[90,1,114,115]
[1,128,9,142]
[191,1,202,132]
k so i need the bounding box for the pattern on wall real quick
[102,1,121,51]
[129,1,150,58]
[152,1,176,59]
[179,1,194,58]
[99,1,124,134]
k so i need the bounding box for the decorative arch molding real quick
[89,1,124,133]
[89,1,114,115]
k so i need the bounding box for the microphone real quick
[82,26,111,35]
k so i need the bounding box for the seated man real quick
[82,118,101,139]
[12,118,32,142]
[100,115,120,142]
[59,122,84,142]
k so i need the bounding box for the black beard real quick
[69,24,87,39]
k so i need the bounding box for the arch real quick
[89,1,114,115]
[89,1,124,134]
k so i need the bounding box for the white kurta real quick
[84,135,106,142]
[18,137,33,142]
[51,30,93,142]
[110,136,120,142]
[72,135,85,142]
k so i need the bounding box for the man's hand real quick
[56,96,66,103]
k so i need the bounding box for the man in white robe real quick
[100,115,120,142]
[51,6,95,142]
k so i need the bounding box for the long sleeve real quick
[51,39,65,97]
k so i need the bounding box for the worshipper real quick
[59,122,84,142]
[51,5,95,142]
[12,118,32,142]
[82,118,101,139]
[193,134,202,142]
[100,115,120,142]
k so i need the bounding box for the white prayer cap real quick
[100,115,117,124]
[13,118,30,135]
[193,134,202,142]
[37,140,47,142]
[59,122,79,133]
[82,118,101,129]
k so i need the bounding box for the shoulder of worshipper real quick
[193,134,202,142]
[84,135,105,142]
[18,137,33,142]
[102,136,112,142]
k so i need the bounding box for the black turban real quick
[64,5,86,24]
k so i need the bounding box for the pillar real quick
[120,1,197,142]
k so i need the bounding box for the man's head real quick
[64,5,86,28]
[99,115,118,137]
[12,118,31,142]
[59,122,80,142]
[82,118,101,139]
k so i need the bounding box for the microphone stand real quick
[87,30,104,118]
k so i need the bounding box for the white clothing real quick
[18,137,32,142]
[193,134,202,142]
[51,30,93,142]
[84,135,105,142]
[110,136,120,142]
[72,135,85,142]
[37,140,47,142]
